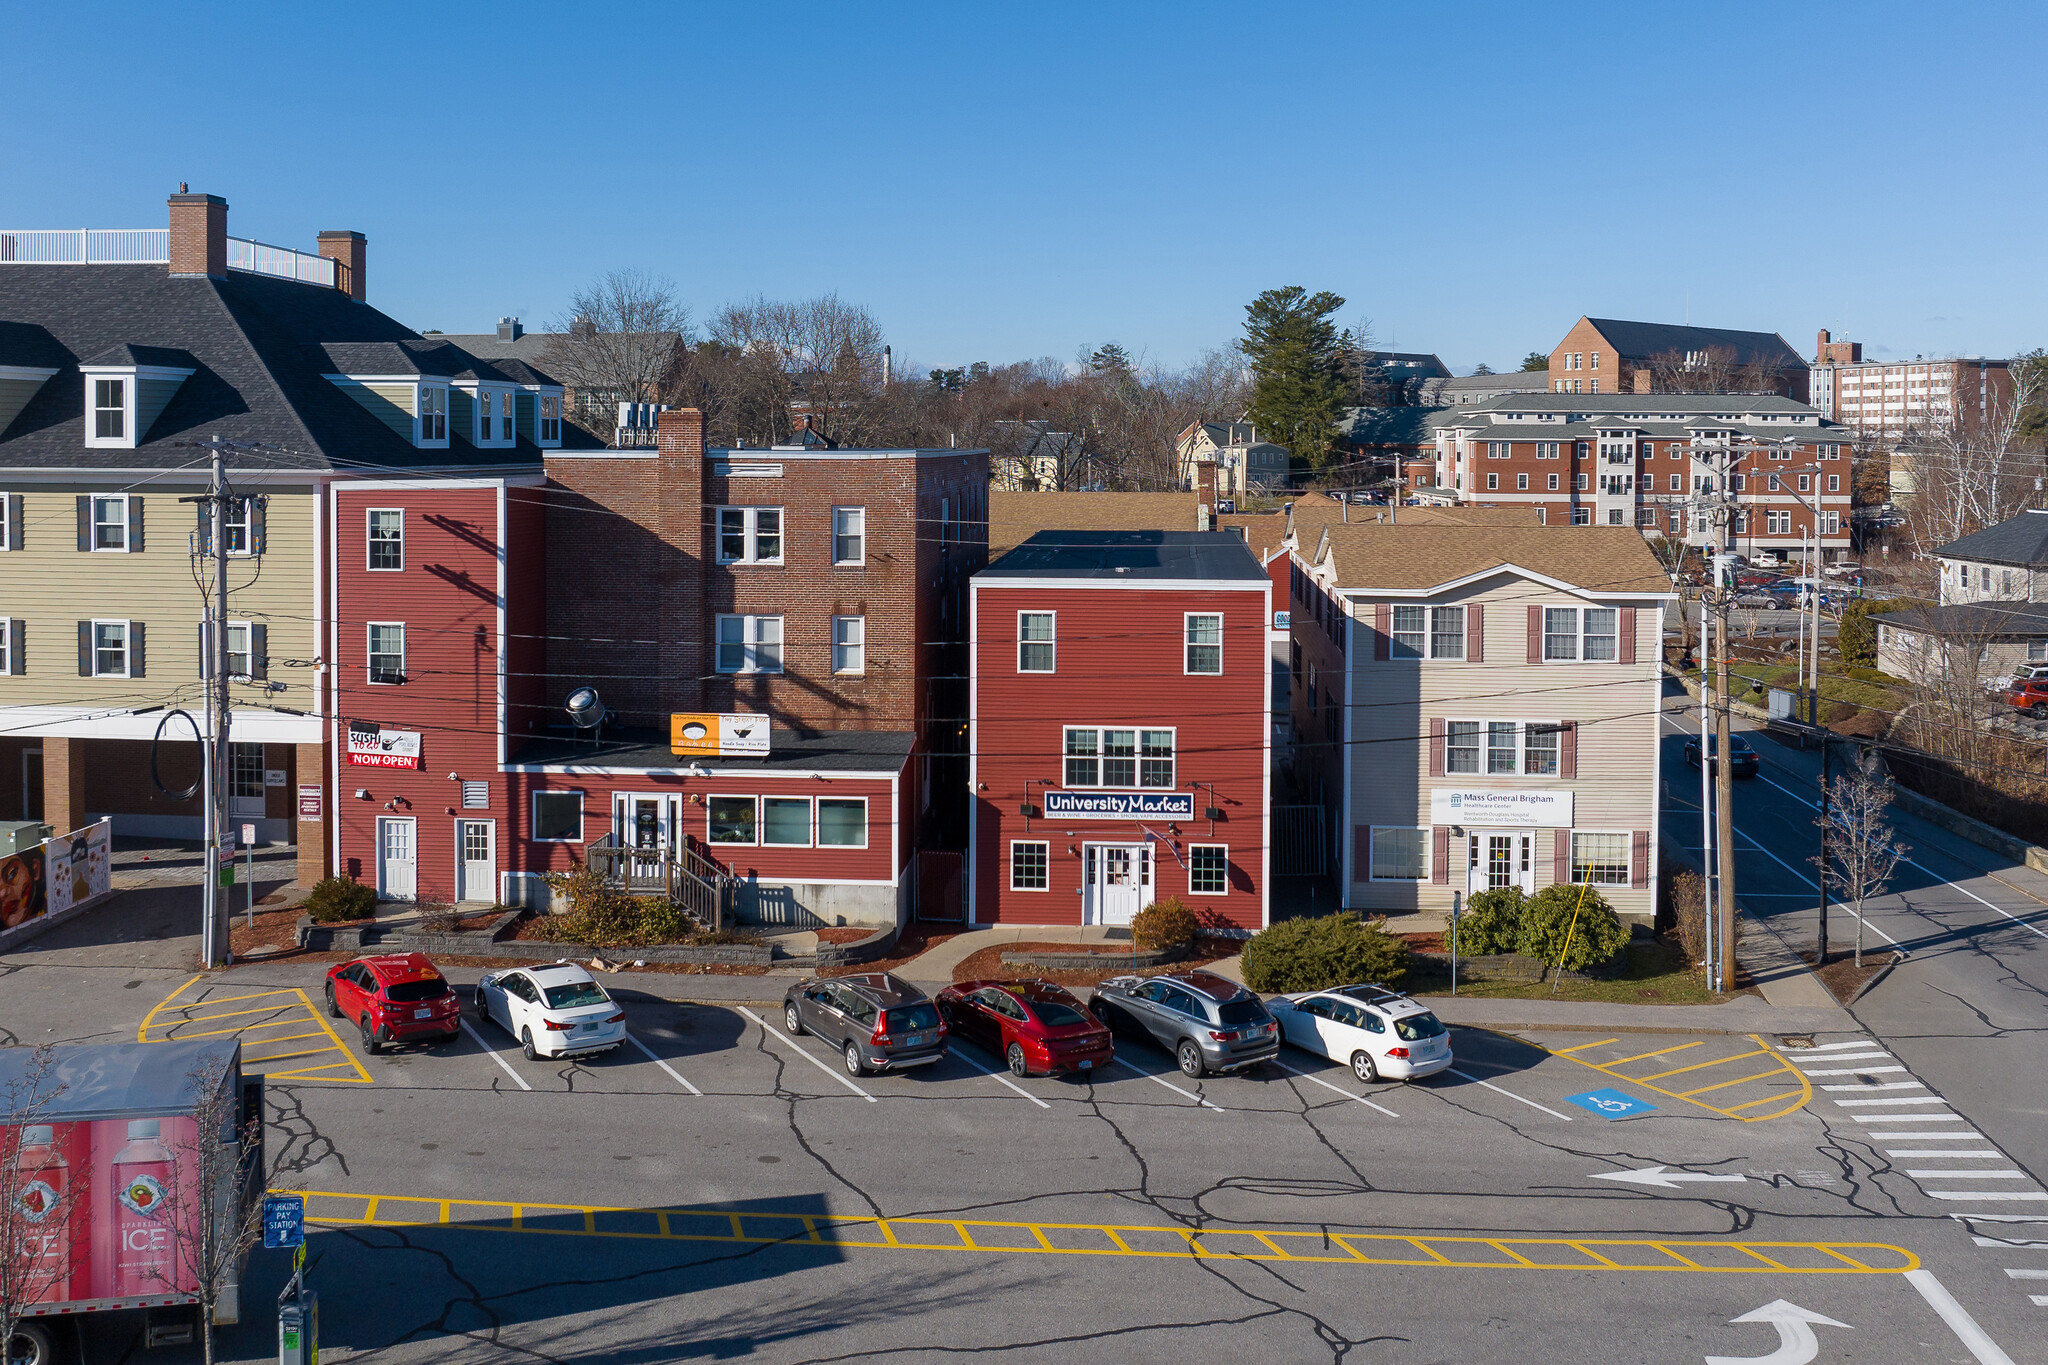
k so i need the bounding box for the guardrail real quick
[0,229,170,263]
[226,237,335,285]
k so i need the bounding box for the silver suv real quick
[1089,970,1279,1077]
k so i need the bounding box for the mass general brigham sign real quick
[1427,789,1574,828]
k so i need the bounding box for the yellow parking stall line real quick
[161,1003,310,1028]
[245,1047,350,1065]
[136,974,206,1042]
[1540,1034,1813,1121]
[953,1223,977,1251]
[1608,1042,1706,1066]
[1679,1068,1793,1099]
[1638,1048,1769,1082]
[174,988,304,1008]
[1028,1225,1053,1251]
[1737,1246,1790,1270]
[234,1030,334,1051]
[1553,1038,1620,1053]
[1250,1232,1295,1261]
[170,1018,325,1040]
[1488,1241,1539,1267]
[1570,1243,1623,1269]
[881,1221,905,1249]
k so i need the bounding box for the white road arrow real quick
[1592,1164,1749,1190]
[1703,1300,1850,1365]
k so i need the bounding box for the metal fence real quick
[226,237,335,285]
[0,229,169,263]
[1271,804,1329,877]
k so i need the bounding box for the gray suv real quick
[1089,970,1280,1077]
[782,972,947,1077]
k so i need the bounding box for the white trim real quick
[502,762,904,780]
[87,492,130,552]
[816,795,870,851]
[831,615,865,676]
[705,448,990,462]
[714,505,785,565]
[714,613,784,674]
[1337,561,1679,603]
[375,814,419,901]
[1183,610,1224,676]
[88,618,131,677]
[975,576,1268,592]
[454,817,498,903]
[706,793,761,846]
[967,583,980,924]
[365,507,404,571]
[543,450,658,461]
[760,794,814,847]
[1009,838,1051,892]
[530,789,586,843]
[889,766,900,888]
[1017,609,1056,673]
[495,484,509,771]
[1440,718,1567,779]
[366,621,405,685]
[1187,843,1230,895]
[1060,725,1177,790]
[0,704,320,743]
[327,483,340,883]
[831,505,867,566]
[1567,828,1633,887]
[1365,826,1431,883]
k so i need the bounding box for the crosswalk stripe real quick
[1928,1192,2048,1202]
[1821,1080,1927,1092]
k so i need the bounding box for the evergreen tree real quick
[1088,342,1134,376]
[1238,286,1349,471]
[1520,350,1550,372]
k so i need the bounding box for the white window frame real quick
[1570,830,1631,886]
[1547,473,1560,491]
[86,376,128,447]
[366,508,404,571]
[1517,473,1529,490]
[1018,611,1055,673]
[417,386,448,446]
[0,616,11,675]
[1188,844,1229,895]
[90,619,130,678]
[715,614,783,674]
[0,493,12,551]
[816,796,869,849]
[90,493,129,552]
[367,622,406,685]
[531,790,585,843]
[220,498,256,557]
[1367,826,1430,882]
[1389,604,1465,661]
[225,619,255,680]
[1062,726,1176,789]
[707,794,759,846]
[1446,719,1564,777]
[832,506,866,565]
[1010,839,1051,892]
[761,795,815,848]
[537,393,563,445]
[1184,612,1223,675]
[832,616,865,675]
[1541,606,1617,662]
[716,506,784,564]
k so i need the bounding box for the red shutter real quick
[1431,826,1450,884]
[1374,603,1391,661]
[1559,721,1577,778]
[1526,605,1543,664]
[1630,829,1650,888]
[1466,603,1484,662]
[1553,829,1571,885]
[1618,606,1637,664]
[1427,717,1445,777]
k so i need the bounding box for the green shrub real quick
[1241,913,1408,993]
[1132,897,1199,951]
[303,875,376,924]
[1447,886,1523,955]
[545,864,686,947]
[1516,883,1630,973]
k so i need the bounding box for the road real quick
[4,888,2045,1363]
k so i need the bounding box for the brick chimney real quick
[167,191,228,278]
[657,408,710,712]
[317,230,366,302]
[1194,458,1219,517]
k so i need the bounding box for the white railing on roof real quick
[226,236,335,286]
[0,228,170,263]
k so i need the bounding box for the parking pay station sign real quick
[264,1194,305,1249]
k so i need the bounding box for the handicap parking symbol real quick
[1565,1088,1656,1119]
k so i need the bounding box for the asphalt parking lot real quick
[5,955,2040,1364]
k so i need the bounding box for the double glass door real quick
[1467,831,1534,895]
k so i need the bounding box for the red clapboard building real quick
[968,530,1271,930]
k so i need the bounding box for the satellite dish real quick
[565,687,606,746]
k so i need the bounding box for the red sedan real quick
[935,979,1114,1077]
[324,952,462,1053]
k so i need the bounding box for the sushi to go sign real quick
[345,722,421,769]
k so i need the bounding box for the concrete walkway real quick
[898,924,1121,986]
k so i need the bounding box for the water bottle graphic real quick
[12,1124,72,1303]
[110,1119,174,1297]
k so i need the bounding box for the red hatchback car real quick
[935,979,1114,1077]
[324,953,462,1053]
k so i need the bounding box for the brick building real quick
[1547,318,1810,402]
[968,531,1271,930]
[1808,329,2014,443]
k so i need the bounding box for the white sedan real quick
[1268,984,1453,1082]
[475,961,626,1060]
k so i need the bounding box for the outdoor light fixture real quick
[354,789,370,800]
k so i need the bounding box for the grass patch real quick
[1726,662,1908,713]
[1406,941,1733,1005]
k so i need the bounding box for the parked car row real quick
[321,957,1456,1085]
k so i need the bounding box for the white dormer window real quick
[79,363,195,450]
[539,394,562,445]
[419,386,448,445]
[93,378,127,440]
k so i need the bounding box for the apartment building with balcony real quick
[1426,393,1855,562]
[0,190,581,886]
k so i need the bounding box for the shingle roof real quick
[1336,406,1435,445]
[1313,524,1673,595]
[0,264,599,472]
[1220,501,1547,561]
[1583,318,1807,371]
[79,342,197,369]
[1871,601,2048,639]
[1933,509,2048,568]
[989,490,1199,554]
[511,727,914,772]
[981,530,1267,583]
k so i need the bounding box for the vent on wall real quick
[462,781,489,809]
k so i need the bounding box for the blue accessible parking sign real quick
[263,1194,305,1249]
[1564,1088,1657,1119]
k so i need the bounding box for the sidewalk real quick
[898,924,1120,987]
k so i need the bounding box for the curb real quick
[1843,950,1906,1007]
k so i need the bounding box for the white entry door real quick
[456,820,495,903]
[229,743,267,820]
[613,794,676,879]
[1467,831,1534,895]
[377,817,418,901]
[1085,844,1151,926]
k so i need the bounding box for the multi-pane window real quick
[1185,613,1222,674]
[832,616,864,674]
[1445,721,1481,774]
[1547,473,1560,491]
[0,617,12,674]
[92,379,127,440]
[1542,606,1618,661]
[1486,473,1498,490]
[1571,507,1591,525]
[708,797,758,844]
[1517,473,1529,490]
[1390,605,1464,660]
[231,743,265,801]
[1369,827,1428,881]
[92,621,129,677]
[367,509,403,570]
[1189,845,1229,894]
[717,507,783,563]
[418,387,447,442]
[539,395,561,443]
[368,623,406,684]
[1524,724,1560,775]
[1571,832,1631,886]
[225,622,252,678]
[1018,612,1055,673]
[1063,727,1174,788]
[92,495,127,550]
[221,498,254,555]
[832,507,866,564]
[715,614,783,673]
[1448,720,1562,775]
[499,391,515,441]
[1011,841,1050,891]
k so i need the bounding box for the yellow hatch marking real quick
[140,977,372,1084]
[1539,1034,1811,1121]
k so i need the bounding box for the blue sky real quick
[9,2,2044,375]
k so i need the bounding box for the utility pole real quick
[1684,436,1753,993]
[177,437,240,969]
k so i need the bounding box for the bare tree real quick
[543,269,693,441]
[1,1047,72,1365]
[1815,750,1909,969]
[704,294,889,447]
[149,1055,273,1365]
[1904,359,2045,552]
[1642,346,1787,396]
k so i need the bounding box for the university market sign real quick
[1043,790,1195,820]
[1428,788,1573,828]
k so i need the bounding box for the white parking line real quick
[1444,1065,1573,1121]
[1269,1057,1400,1117]
[1731,826,1906,948]
[737,1007,877,1102]
[459,1019,532,1092]
[624,1030,702,1095]
[1821,1080,1927,1092]
[948,1045,1052,1109]
[1106,1058,1224,1110]
[1803,1040,1895,1053]
[1887,1150,2008,1158]
[1834,1095,1951,1106]
[1909,1170,2031,1179]
[1927,1191,2048,1201]
[1906,1267,2019,1365]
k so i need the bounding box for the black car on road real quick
[783,972,947,1076]
[1089,969,1279,1078]
[1682,731,1760,778]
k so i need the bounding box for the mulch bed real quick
[1802,949,1895,1003]
[950,935,1240,987]
[813,926,879,945]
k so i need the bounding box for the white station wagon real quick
[1268,984,1453,1082]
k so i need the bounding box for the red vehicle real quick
[935,979,1114,1077]
[2006,679,2048,713]
[324,952,462,1053]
